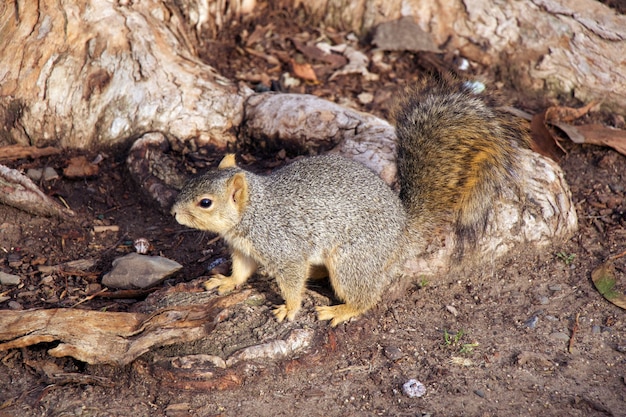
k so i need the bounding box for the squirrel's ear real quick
[228,172,249,210]
[218,154,237,169]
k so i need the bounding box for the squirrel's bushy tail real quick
[393,77,531,247]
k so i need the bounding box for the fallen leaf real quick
[561,124,626,156]
[530,111,565,161]
[591,261,626,309]
[545,101,597,124]
[290,39,347,68]
[290,59,318,82]
[63,155,99,178]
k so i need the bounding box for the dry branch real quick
[0,291,252,365]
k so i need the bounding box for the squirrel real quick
[171,78,531,327]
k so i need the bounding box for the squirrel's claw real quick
[273,304,298,322]
[203,274,238,294]
[316,304,362,327]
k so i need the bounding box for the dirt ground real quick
[1,6,626,417]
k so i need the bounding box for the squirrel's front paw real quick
[273,304,299,322]
[203,274,238,294]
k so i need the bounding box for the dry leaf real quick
[290,59,318,82]
[530,111,565,161]
[591,261,626,310]
[545,101,597,124]
[290,39,347,68]
[565,124,626,156]
[63,155,99,178]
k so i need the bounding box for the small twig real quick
[70,288,109,308]
[57,195,71,210]
[609,249,626,261]
[568,312,580,354]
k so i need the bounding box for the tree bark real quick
[289,0,626,115]
[0,0,245,149]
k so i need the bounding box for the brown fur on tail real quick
[392,78,531,246]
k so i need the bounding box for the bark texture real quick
[291,0,626,115]
[0,0,246,149]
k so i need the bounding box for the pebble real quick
[549,332,571,342]
[43,167,60,181]
[402,379,426,398]
[0,296,10,303]
[524,315,539,329]
[538,296,549,305]
[474,389,486,398]
[0,271,22,286]
[102,253,182,289]
[384,346,405,361]
[548,284,562,292]
[446,305,459,317]
[8,300,23,310]
[357,92,374,105]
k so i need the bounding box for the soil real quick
[1,5,625,417]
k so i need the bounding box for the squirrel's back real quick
[241,154,406,256]
[393,78,531,242]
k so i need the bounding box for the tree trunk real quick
[0,0,245,149]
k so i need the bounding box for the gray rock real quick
[384,345,405,361]
[26,168,43,181]
[0,271,22,286]
[102,253,182,289]
[524,315,539,329]
[43,167,60,181]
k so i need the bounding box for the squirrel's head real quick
[171,154,249,235]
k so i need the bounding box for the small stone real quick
[474,389,486,398]
[384,346,405,361]
[549,332,571,342]
[357,92,374,105]
[40,275,55,285]
[0,296,10,303]
[0,271,22,286]
[42,167,59,181]
[164,403,191,417]
[86,283,103,294]
[402,379,426,398]
[616,345,626,353]
[548,284,562,292]
[592,325,601,334]
[8,300,23,310]
[446,305,459,317]
[102,253,182,289]
[26,168,43,181]
[538,296,549,305]
[524,315,539,329]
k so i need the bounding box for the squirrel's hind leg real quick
[204,250,257,294]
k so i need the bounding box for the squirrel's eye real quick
[199,198,212,208]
